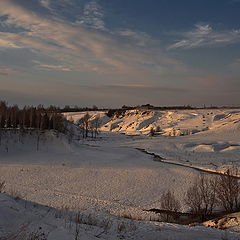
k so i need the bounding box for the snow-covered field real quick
[0,131,197,216]
[1,109,240,239]
[65,109,240,173]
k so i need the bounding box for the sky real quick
[0,0,240,107]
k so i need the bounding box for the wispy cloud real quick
[115,29,152,47]
[0,66,22,75]
[32,60,72,71]
[0,36,21,48]
[39,0,51,9]
[0,0,185,81]
[169,24,240,49]
[77,0,106,31]
[0,0,120,73]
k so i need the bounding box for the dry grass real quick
[0,180,5,193]
[117,221,137,233]
[120,212,143,221]
[9,189,26,201]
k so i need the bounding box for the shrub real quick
[185,175,217,220]
[215,167,240,212]
[160,190,181,222]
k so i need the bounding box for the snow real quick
[1,193,238,239]
[1,109,240,238]
[0,131,198,214]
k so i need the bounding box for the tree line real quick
[0,101,66,132]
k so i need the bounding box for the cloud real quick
[0,66,22,75]
[77,0,106,31]
[0,1,115,72]
[115,29,152,47]
[0,0,188,85]
[0,35,22,48]
[169,24,240,49]
[39,0,50,9]
[32,60,72,71]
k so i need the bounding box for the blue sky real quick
[0,0,240,107]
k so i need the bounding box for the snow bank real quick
[1,193,238,240]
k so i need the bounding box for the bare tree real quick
[199,175,217,216]
[68,124,74,143]
[92,114,101,138]
[150,127,155,136]
[36,130,41,151]
[161,190,181,211]
[0,127,2,146]
[185,174,217,219]
[79,113,91,138]
[216,167,240,212]
[0,102,66,132]
[160,190,181,221]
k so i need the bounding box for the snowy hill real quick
[63,109,240,172]
[64,109,240,137]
